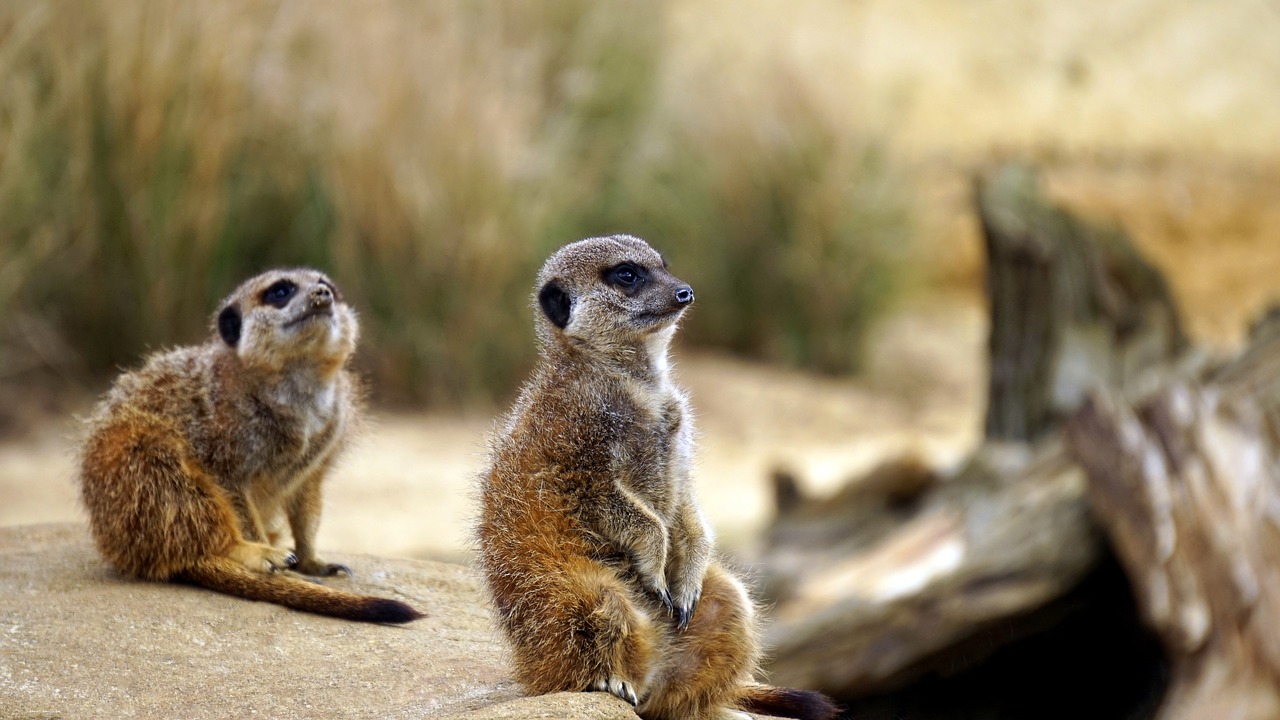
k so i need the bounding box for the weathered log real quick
[762,442,1099,696]
[1066,316,1280,720]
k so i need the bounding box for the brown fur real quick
[477,236,836,720]
[79,268,421,624]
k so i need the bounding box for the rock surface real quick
[0,523,638,719]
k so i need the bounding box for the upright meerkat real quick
[477,235,836,720]
[79,268,420,624]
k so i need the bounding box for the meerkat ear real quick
[217,305,242,346]
[538,281,572,329]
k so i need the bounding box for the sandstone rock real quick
[0,523,637,719]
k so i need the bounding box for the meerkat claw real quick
[290,556,352,577]
[657,588,674,614]
[591,677,639,706]
[266,551,298,573]
[308,562,350,577]
[675,605,693,631]
[324,562,352,577]
[670,584,700,630]
[610,677,639,707]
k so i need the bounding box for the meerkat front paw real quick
[670,579,702,631]
[648,567,672,599]
[668,508,713,630]
[592,676,640,707]
[667,547,710,630]
[631,534,672,609]
[655,585,675,614]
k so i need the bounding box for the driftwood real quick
[762,443,1097,695]
[757,165,1186,704]
[1067,316,1280,720]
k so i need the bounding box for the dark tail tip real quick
[363,598,425,624]
[739,686,840,720]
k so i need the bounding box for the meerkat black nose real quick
[311,285,333,307]
[675,286,694,306]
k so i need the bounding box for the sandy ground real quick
[0,297,984,563]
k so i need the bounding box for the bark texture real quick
[1067,316,1280,720]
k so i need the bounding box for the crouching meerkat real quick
[477,235,837,720]
[79,268,421,624]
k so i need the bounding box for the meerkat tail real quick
[178,557,422,624]
[735,684,840,720]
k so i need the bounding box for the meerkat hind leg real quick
[578,572,652,701]
[508,558,654,700]
[639,564,759,720]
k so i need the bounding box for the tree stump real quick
[978,164,1186,441]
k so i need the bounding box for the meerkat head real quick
[534,234,694,359]
[212,268,358,376]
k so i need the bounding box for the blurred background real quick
[1,0,1279,714]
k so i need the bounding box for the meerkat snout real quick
[674,286,694,306]
[310,284,333,307]
[294,285,336,325]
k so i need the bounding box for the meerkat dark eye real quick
[261,280,297,308]
[603,263,647,292]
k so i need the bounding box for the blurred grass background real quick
[0,0,909,409]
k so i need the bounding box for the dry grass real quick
[0,0,907,408]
